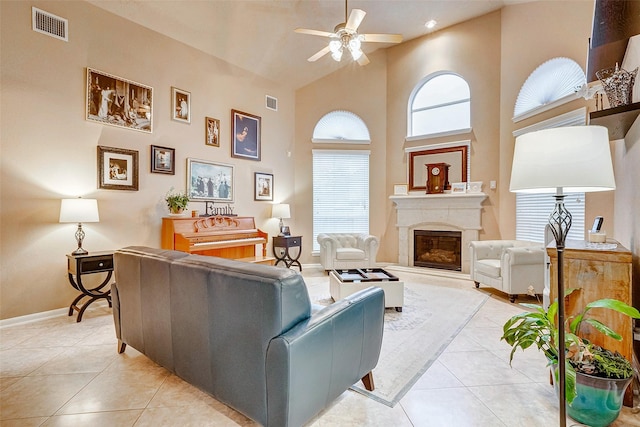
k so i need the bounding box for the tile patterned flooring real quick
[1,266,638,426]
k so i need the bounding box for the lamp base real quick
[71,247,88,256]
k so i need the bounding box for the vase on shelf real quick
[596,63,638,108]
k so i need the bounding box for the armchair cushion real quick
[317,233,379,271]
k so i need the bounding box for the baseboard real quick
[0,300,109,328]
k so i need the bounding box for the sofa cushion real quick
[336,248,366,260]
[475,259,501,278]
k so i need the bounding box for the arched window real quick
[513,57,586,121]
[312,110,370,143]
[408,72,471,137]
[311,110,370,252]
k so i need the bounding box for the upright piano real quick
[161,216,272,262]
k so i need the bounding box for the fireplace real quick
[413,230,462,271]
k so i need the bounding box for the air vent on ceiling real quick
[266,95,278,111]
[32,7,68,42]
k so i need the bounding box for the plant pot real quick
[553,368,631,427]
[169,208,184,215]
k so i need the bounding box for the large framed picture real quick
[151,145,175,175]
[86,68,153,133]
[97,146,139,191]
[231,109,261,161]
[254,172,273,201]
[206,117,220,147]
[172,87,191,123]
[187,158,233,202]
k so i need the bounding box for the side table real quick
[273,236,302,271]
[67,251,114,322]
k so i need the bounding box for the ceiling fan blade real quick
[308,45,331,62]
[345,8,366,32]
[295,28,334,38]
[360,33,403,44]
[357,52,370,66]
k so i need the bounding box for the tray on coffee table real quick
[332,268,399,282]
[329,268,403,312]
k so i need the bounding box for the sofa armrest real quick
[317,233,338,266]
[356,234,379,260]
[265,287,384,427]
[502,245,545,266]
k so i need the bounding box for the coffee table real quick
[329,268,404,312]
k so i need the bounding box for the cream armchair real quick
[317,233,379,271]
[469,240,545,302]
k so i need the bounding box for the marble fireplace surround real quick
[390,193,487,273]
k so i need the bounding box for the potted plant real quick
[501,289,640,427]
[165,188,189,214]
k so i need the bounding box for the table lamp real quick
[271,203,290,236]
[510,125,615,427]
[59,198,100,255]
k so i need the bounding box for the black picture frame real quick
[231,109,261,161]
[254,172,273,201]
[151,145,175,175]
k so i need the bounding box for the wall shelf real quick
[589,102,640,140]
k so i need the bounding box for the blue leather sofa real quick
[111,246,385,426]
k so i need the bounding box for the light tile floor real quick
[1,266,638,426]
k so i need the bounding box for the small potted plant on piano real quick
[165,188,189,215]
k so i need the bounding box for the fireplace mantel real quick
[390,193,487,273]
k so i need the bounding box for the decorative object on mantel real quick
[596,63,638,108]
[425,163,450,194]
[509,125,616,427]
[467,181,483,193]
[393,184,408,195]
[165,187,189,215]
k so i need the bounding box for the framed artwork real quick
[97,145,139,191]
[151,145,175,175]
[254,172,273,201]
[205,117,220,147]
[231,109,261,161]
[468,181,483,193]
[86,68,153,133]
[408,145,468,191]
[187,158,233,202]
[451,182,467,193]
[172,87,191,123]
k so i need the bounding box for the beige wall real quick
[0,1,295,319]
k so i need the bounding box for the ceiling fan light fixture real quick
[350,47,363,61]
[331,49,343,62]
[329,39,342,53]
[348,36,361,51]
[425,19,437,29]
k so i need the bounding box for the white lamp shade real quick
[59,198,100,223]
[271,203,290,219]
[510,126,616,193]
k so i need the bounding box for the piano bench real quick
[235,255,276,266]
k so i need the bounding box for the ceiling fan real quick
[295,0,403,66]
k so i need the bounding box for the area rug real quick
[309,273,489,407]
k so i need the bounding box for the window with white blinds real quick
[312,150,370,252]
[515,192,585,243]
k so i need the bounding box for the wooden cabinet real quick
[547,239,633,406]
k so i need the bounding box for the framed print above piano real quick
[187,158,234,202]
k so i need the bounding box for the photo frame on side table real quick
[150,145,175,175]
[254,172,273,201]
[187,158,234,202]
[97,146,139,191]
[205,117,220,147]
[86,68,153,133]
[172,87,191,123]
[231,109,261,161]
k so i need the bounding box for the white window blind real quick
[515,192,585,243]
[313,150,370,251]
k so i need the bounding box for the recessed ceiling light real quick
[425,20,437,29]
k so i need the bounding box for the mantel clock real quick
[425,162,450,194]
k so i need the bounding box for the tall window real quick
[409,72,470,137]
[312,111,371,252]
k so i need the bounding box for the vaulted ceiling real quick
[89,0,527,90]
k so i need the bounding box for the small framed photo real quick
[394,184,408,195]
[205,117,220,147]
[86,68,153,133]
[98,145,139,191]
[172,87,191,123]
[231,109,261,161]
[254,172,273,201]
[151,145,175,175]
[451,182,467,193]
[280,226,291,236]
[187,158,233,202]
[468,181,483,193]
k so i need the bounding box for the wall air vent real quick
[32,7,68,42]
[266,95,278,111]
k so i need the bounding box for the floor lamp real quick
[509,125,616,427]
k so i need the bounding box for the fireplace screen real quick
[413,230,462,271]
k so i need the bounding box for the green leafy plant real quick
[501,288,640,403]
[165,188,189,213]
